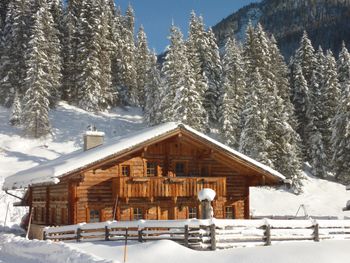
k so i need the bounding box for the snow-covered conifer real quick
[218,38,245,148]
[22,4,51,138]
[144,53,161,126]
[9,91,21,126]
[0,0,30,106]
[337,43,350,92]
[331,79,350,184]
[239,69,270,166]
[135,25,151,108]
[160,24,206,131]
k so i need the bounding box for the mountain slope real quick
[212,0,350,59]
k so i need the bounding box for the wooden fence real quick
[43,219,350,250]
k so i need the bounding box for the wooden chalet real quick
[4,122,285,228]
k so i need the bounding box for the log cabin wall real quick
[72,135,252,224]
[31,133,255,225]
[31,184,69,225]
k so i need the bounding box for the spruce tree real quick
[218,37,245,148]
[291,64,309,141]
[9,91,21,126]
[331,79,350,184]
[22,3,51,138]
[187,12,221,123]
[0,0,30,106]
[115,4,137,105]
[144,53,161,126]
[61,0,82,102]
[159,25,206,130]
[337,42,350,92]
[135,25,151,108]
[239,69,270,166]
[318,50,341,166]
[293,31,316,86]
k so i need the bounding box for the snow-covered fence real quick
[43,219,350,250]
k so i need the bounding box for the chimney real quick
[83,126,105,151]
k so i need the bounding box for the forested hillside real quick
[0,0,350,191]
[213,0,350,59]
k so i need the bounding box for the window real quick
[225,206,234,219]
[89,209,100,223]
[201,166,209,177]
[146,162,157,176]
[189,207,197,219]
[133,208,143,220]
[121,165,130,176]
[175,162,185,176]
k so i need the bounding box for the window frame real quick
[89,209,100,223]
[188,207,197,219]
[146,161,157,177]
[175,161,187,177]
[225,206,235,219]
[133,208,143,220]
[121,165,130,176]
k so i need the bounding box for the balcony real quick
[112,176,226,199]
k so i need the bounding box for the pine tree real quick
[61,0,82,102]
[159,24,206,130]
[331,79,350,184]
[218,37,245,148]
[9,91,21,126]
[318,50,341,166]
[76,0,114,111]
[144,53,161,126]
[291,64,309,140]
[186,12,222,123]
[0,0,30,106]
[135,25,151,108]
[239,69,270,165]
[115,4,137,105]
[22,3,51,138]
[337,42,350,92]
[293,31,316,86]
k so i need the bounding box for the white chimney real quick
[83,126,105,151]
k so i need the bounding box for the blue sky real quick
[116,0,260,53]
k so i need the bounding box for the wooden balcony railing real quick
[112,176,226,199]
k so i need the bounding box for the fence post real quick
[314,223,320,242]
[138,229,143,243]
[184,225,189,247]
[210,224,216,250]
[76,227,82,242]
[105,226,110,241]
[265,224,271,246]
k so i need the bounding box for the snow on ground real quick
[251,174,350,218]
[1,233,350,263]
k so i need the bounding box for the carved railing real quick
[113,176,226,198]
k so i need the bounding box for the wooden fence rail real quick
[43,219,350,250]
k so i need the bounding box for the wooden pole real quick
[113,196,119,220]
[26,208,34,240]
[314,223,320,242]
[265,224,271,246]
[210,224,216,250]
[123,228,128,263]
[4,202,10,227]
[184,225,189,247]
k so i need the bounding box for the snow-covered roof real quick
[3,122,285,190]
